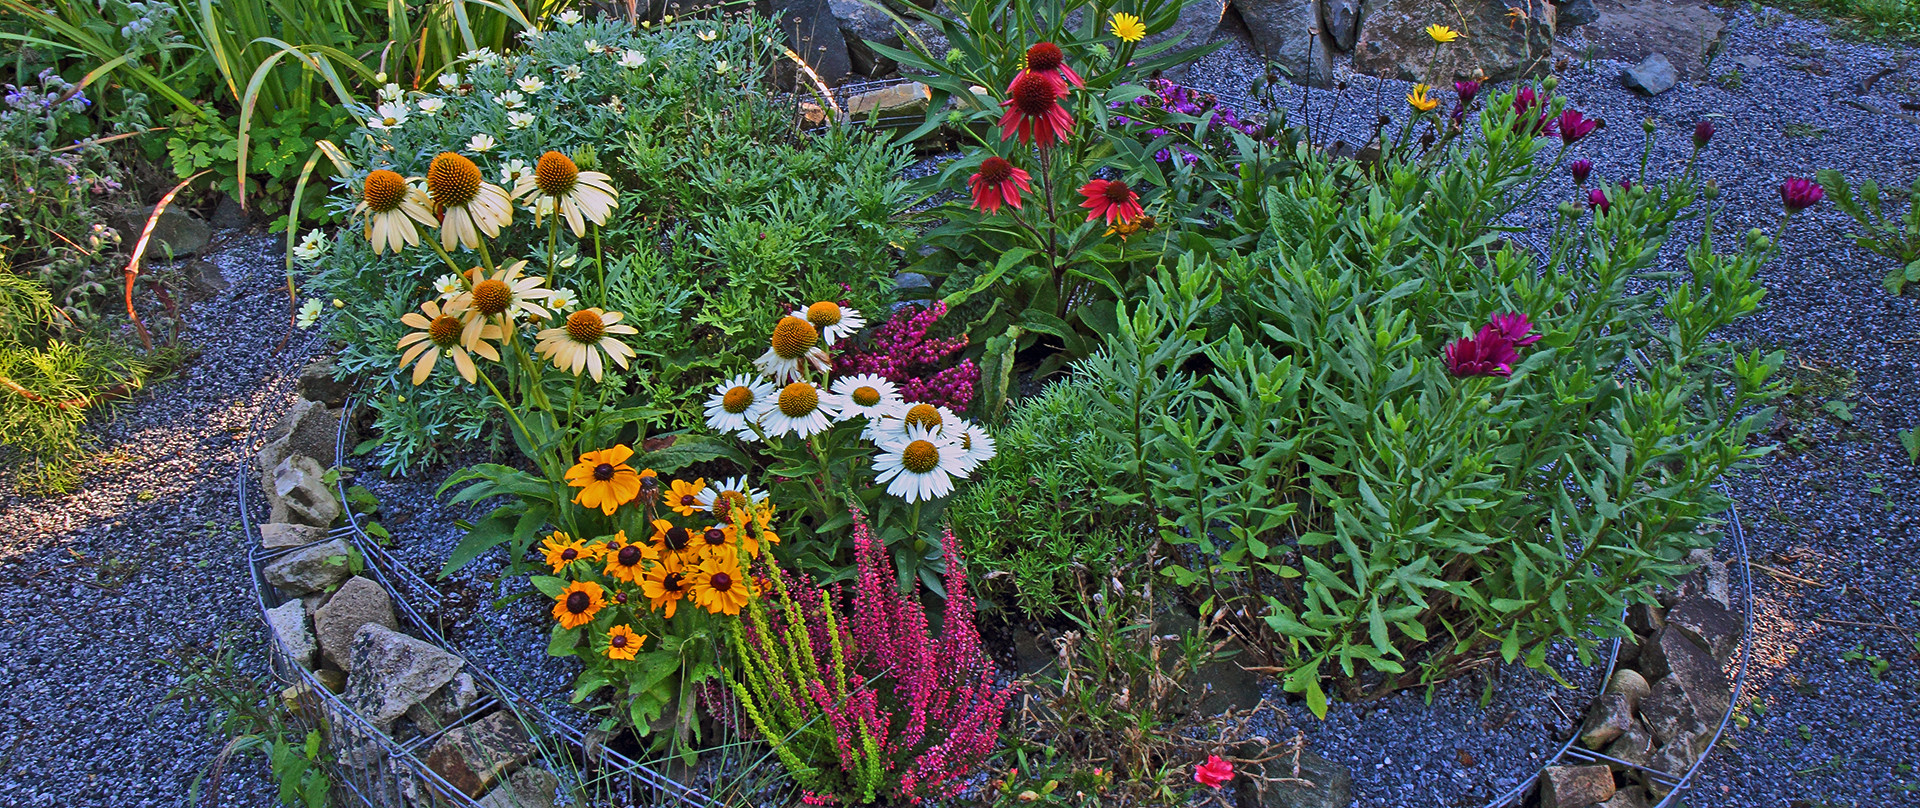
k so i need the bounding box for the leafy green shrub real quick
[1817,169,1920,294]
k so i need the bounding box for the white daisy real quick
[554,8,583,24]
[417,97,447,115]
[494,90,525,109]
[582,39,601,53]
[618,50,647,69]
[952,418,997,473]
[753,316,832,382]
[704,374,775,437]
[437,72,462,90]
[507,111,534,129]
[759,381,842,439]
[714,60,729,74]
[468,133,497,153]
[864,401,956,444]
[295,298,324,329]
[545,287,579,312]
[432,273,465,299]
[498,158,531,187]
[516,76,545,94]
[291,230,328,262]
[462,47,498,66]
[695,476,768,513]
[367,101,409,130]
[830,374,900,421]
[559,64,584,82]
[791,301,865,345]
[872,425,967,504]
[377,82,404,103]
[698,29,718,42]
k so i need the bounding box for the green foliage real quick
[1816,169,1920,295]
[162,633,333,808]
[948,375,1136,615]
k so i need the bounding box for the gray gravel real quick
[0,234,322,806]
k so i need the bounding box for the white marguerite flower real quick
[417,97,446,115]
[545,287,579,312]
[704,374,775,438]
[554,9,583,24]
[437,72,462,90]
[714,60,729,74]
[516,76,545,94]
[582,39,601,53]
[498,158,532,187]
[494,90,526,109]
[467,133,497,153]
[830,373,899,421]
[698,29,718,42]
[758,381,842,439]
[367,101,409,130]
[618,50,648,69]
[789,301,864,345]
[872,425,967,503]
[377,83,404,103]
[432,273,465,299]
[296,298,324,329]
[560,65,584,82]
[291,229,328,262]
[507,111,534,129]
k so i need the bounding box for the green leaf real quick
[546,624,581,657]
[529,576,568,598]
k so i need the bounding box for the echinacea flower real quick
[354,169,435,254]
[1194,756,1234,788]
[426,151,515,250]
[565,445,645,515]
[864,401,956,444]
[695,477,767,520]
[535,307,637,381]
[1488,312,1541,347]
[452,260,552,343]
[830,373,900,420]
[968,156,1031,213]
[1079,178,1143,226]
[705,374,775,437]
[1110,12,1146,43]
[640,564,689,618]
[1693,120,1715,148]
[514,151,619,237]
[665,478,707,517]
[551,580,606,629]
[1000,71,1075,148]
[1556,109,1597,144]
[952,419,997,473]
[1588,186,1611,215]
[1407,83,1438,112]
[1780,177,1823,212]
[754,316,831,382]
[1570,159,1593,185]
[792,301,864,345]
[760,381,843,439]
[1426,24,1460,43]
[1444,325,1521,377]
[605,625,644,660]
[687,556,754,616]
[397,299,500,385]
[602,531,658,583]
[873,424,967,503]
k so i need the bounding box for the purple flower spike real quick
[1780,177,1824,212]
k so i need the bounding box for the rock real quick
[1599,785,1651,808]
[829,0,899,77]
[257,399,340,499]
[1572,0,1725,82]
[346,623,465,728]
[297,357,352,408]
[180,260,228,298]
[1637,626,1730,718]
[1649,736,1696,781]
[1540,764,1615,808]
[1557,0,1600,28]
[1733,53,1765,72]
[1638,677,1712,754]
[261,522,330,550]
[115,203,211,257]
[1607,668,1651,705]
[476,766,559,808]
[212,194,251,229]
[1605,716,1653,767]
[1665,597,1741,663]
[1236,0,1334,88]
[409,671,482,732]
[845,82,932,119]
[1578,693,1635,749]
[893,272,933,299]
[1191,658,1265,716]
[270,455,342,529]
[314,576,398,671]
[1351,0,1555,83]
[264,538,354,596]
[1233,745,1352,808]
[315,668,347,693]
[266,599,317,669]
[1146,0,1228,79]
[1321,0,1359,51]
[1626,602,1665,636]
[423,711,536,797]
[769,0,852,86]
[1684,548,1732,609]
[1616,635,1640,665]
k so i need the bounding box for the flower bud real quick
[1542,75,1558,92]
[1693,120,1715,148]
[1704,179,1719,200]
[1642,118,1657,134]
[1558,200,1579,218]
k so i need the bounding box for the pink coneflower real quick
[1570,159,1593,185]
[1000,71,1074,148]
[968,157,1031,213]
[1445,325,1522,377]
[1556,110,1597,144]
[1078,178,1143,226]
[1012,42,1083,96]
[1588,187,1611,215]
[1780,177,1823,212]
[1488,312,1541,347]
[1193,755,1234,789]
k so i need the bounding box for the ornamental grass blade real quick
[123,171,211,351]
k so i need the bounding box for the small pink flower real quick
[1194,755,1234,789]
[1780,177,1823,213]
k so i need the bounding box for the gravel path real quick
[0,235,315,806]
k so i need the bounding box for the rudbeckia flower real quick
[605,625,644,660]
[551,580,606,629]
[397,299,500,385]
[790,301,864,345]
[753,316,831,382]
[830,373,900,421]
[696,523,740,563]
[1110,12,1146,43]
[602,531,658,583]
[540,531,594,573]
[649,518,700,565]
[1000,71,1075,149]
[1426,24,1460,43]
[705,374,775,437]
[687,556,755,616]
[355,169,435,255]
[425,151,514,250]
[565,445,645,515]
[665,479,707,516]
[534,307,638,381]
[873,424,967,503]
[640,565,689,618]
[760,381,843,439]
[1079,178,1143,226]
[513,151,618,237]
[968,156,1031,213]
[1407,84,1438,113]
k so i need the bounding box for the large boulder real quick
[1578,693,1635,749]
[346,624,466,728]
[476,767,559,808]
[423,711,537,798]
[1638,625,1731,718]
[263,538,353,596]
[1665,597,1742,663]
[260,522,329,550]
[256,399,340,498]
[1236,0,1334,87]
[314,576,398,672]
[110,203,211,257]
[408,671,482,732]
[269,455,341,529]
[1540,764,1615,808]
[1233,744,1352,808]
[830,0,901,77]
[1147,0,1229,79]
[1322,0,1360,51]
[1605,715,1654,767]
[768,0,853,86]
[1351,0,1556,83]
[1565,0,1724,82]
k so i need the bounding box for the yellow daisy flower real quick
[513,151,619,237]
[540,531,592,573]
[425,151,515,250]
[1407,83,1439,112]
[649,517,699,563]
[664,478,707,517]
[396,299,501,385]
[354,169,435,255]
[640,563,689,618]
[602,530,658,583]
[565,445,644,515]
[686,556,754,616]
[533,308,638,382]
[1110,12,1146,43]
[1426,24,1460,43]
[605,625,645,660]
[551,580,606,629]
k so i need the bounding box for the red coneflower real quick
[968,157,1032,213]
[1011,42,1083,96]
[1000,72,1075,148]
[1078,178,1142,226]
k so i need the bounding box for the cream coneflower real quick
[426,151,514,250]
[952,418,998,473]
[449,260,552,347]
[790,301,865,345]
[534,307,638,381]
[513,151,619,237]
[397,299,501,385]
[704,374,774,437]
[873,425,968,503]
[759,381,842,439]
[830,373,900,421]
[354,169,436,255]
[753,316,831,382]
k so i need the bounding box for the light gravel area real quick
[0,234,321,806]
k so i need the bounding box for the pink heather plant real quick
[726,507,1011,804]
[835,302,979,410]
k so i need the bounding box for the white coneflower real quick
[534,307,638,381]
[830,373,899,421]
[467,133,497,153]
[437,72,462,90]
[398,300,502,385]
[494,90,526,109]
[417,97,447,115]
[619,50,647,69]
[367,101,409,131]
[516,76,545,94]
[753,316,831,382]
[872,425,967,503]
[432,273,465,299]
[951,418,997,473]
[424,151,513,250]
[449,259,552,337]
[354,169,435,255]
[790,301,865,345]
[759,381,841,438]
[513,151,618,237]
[507,111,534,129]
[704,374,775,438]
[560,64,584,82]
[864,401,956,444]
[695,476,767,515]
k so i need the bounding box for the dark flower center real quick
[680,493,699,506]
[614,591,628,603]
[640,476,660,493]
[617,545,643,567]
[979,157,1014,184]
[565,591,590,613]
[704,528,726,546]
[1011,73,1058,116]
[1102,181,1134,205]
[561,548,578,561]
[610,633,628,648]
[593,463,616,481]
[709,572,733,592]
[664,527,691,550]
[663,572,685,592]
[1025,42,1064,72]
